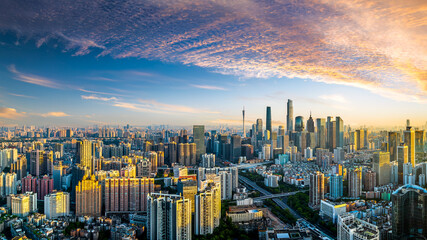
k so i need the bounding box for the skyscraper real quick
[348,168,362,198]
[316,118,326,149]
[230,134,241,163]
[295,116,304,132]
[373,151,391,186]
[193,125,205,162]
[392,185,427,240]
[329,174,343,199]
[388,131,401,162]
[404,126,415,168]
[44,191,70,219]
[195,182,221,235]
[242,106,245,137]
[147,193,192,240]
[77,140,93,174]
[397,144,409,184]
[336,117,344,148]
[286,99,293,133]
[307,112,315,133]
[266,106,272,139]
[309,171,324,207]
[356,129,365,150]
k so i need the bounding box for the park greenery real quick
[264,199,296,224]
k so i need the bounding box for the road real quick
[252,190,308,201]
[239,175,334,240]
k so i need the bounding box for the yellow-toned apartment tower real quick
[76,175,101,217]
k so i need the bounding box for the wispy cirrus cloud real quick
[8,93,37,99]
[81,95,118,101]
[8,65,63,89]
[319,94,348,104]
[190,84,227,91]
[0,0,425,102]
[0,107,25,119]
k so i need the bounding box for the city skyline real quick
[0,0,426,128]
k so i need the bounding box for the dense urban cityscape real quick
[0,101,425,239]
[0,0,426,239]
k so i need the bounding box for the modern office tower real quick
[295,116,305,132]
[266,106,272,138]
[404,127,416,168]
[167,142,177,165]
[327,120,337,151]
[242,107,245,137]
[201,153,215,168]
[373,151,391,186]
[8,192,37,218]
[219,171,232,200]
[388,132,400,162]
[337,213,380,240]
[316,118,326,149]
[37,175,53,200]
[77,139,93,174]
[189,143,197,165]
[415,130,425,152]
[348,168,362,198]
[356,129,365,150]
[11,155,27,180]
[307,113,315,133]
[75,176,102,217]
[147,193,192,240]
[363,170,376,191]
[195,182,221,235]
[66,128,73,138]
[336,117,344,148]
[391,161,399,184]
[309,172,325,207]
[287,99,293,133]
[104,177,154,213]
[397,144,409,184]
[193,125,205,162]
[177,179,198,213]
[278,125,285,136]
[44,191,70,219]
[326,116,332,148]
[329,174,343,199]
[392,185,427,240]
[52,164,63,191]
[230,134,241,163]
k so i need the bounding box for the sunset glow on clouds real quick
[0,0,425,126]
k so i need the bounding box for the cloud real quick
[8,93,37,99]
[190,84,227,91]
[112,99,220,114]
[319,94,348,104]
[81,95,118,101]
[0,0,426,102]
[0,107,25,119]
[8,65,63,89]
[40,112,70,117]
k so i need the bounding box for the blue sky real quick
[0,0,426,128]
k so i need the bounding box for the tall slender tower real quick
[286,99,293,133]
[242,106,245,138]
[266,106,272,139]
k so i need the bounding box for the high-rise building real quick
[388,132,401,162]
[356,129,365,150]
[348,168,362,198]
[307,112,315,133]
[392,185,427,240]
[177,179,198,213]
[104,177,154,213]
[286,99,293,133]
[316,118,326,149]
[30,150,51,177]
[329,174,343,199]
[242,107,245,137]
[328,121,337,151]
[336,117,344,148]
[363,170,376,191]
[75,176,102,217]
[147,193,192,240]
[373,151,391,186]
[8,192,37,218]
[44,191,70,219]
[193,125,205,162]
[37,175,54,200]
[11,155,27,181]
[219,171,232,200]
[309,172,324,207]
[201,153,215,168]
[397,144,409,184]
[195,182,221,235]
[230,134,241,163]
[404,127,416,168]
[266,106,272,139]
[77,140,93,174]
[295,116,305,132]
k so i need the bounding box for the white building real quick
[337,213,379,240]
[219,171,232,200]
[320,200,347,223]
[264,175,279,188]
[201,154,215,168]
[8,192,37,218]
[44,191,70,219]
